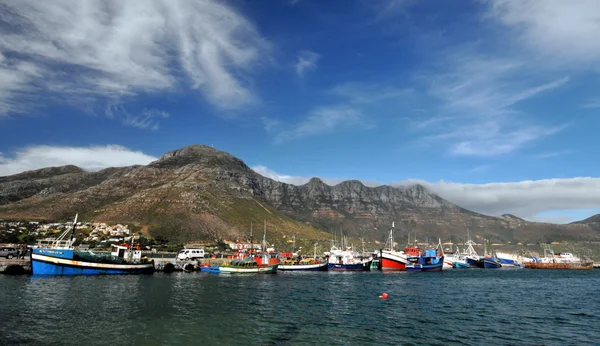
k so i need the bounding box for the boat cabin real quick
[111,244,142,261]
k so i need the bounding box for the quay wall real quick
[0,259,31,274]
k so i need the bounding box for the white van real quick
[177,248,205,261]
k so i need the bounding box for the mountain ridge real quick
[1,144,598,245]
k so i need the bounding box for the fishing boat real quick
[31,214,155,275]
[454,232,481,268]
[279,258,328,271]
[379,222,410,271]
[480,255,502,269]
[278,242,328,271]
[218,256,278,273]
[328,245,372,271]
[218,221,279,274]
[525,245,593,270]
[405,248,444,272]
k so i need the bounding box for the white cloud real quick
[415,50,570,156]
[274,106,365,143]
[489,0,600,65]
[295,50,320,77]
[251,165,600,223]
[0,145,157,176]
[0,0,269,114]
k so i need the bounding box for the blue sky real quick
[1,0,600,223]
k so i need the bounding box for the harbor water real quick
[1,269,599,345]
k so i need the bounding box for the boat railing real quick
[35,238,74,249]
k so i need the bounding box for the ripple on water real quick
[1,270,599,345]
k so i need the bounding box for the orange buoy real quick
[379,292,389,299]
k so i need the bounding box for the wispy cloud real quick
[253,165,600,223]
[466,164,491,174]
[0,0,270,116]
[0,145,157,176]
[415,48,570,156]
[105,105,170,131]
[533,150,572,159]
[330,82,412,104]
[274,106,365,144]
[261,117,281,132]
[295,50,321,77]
[581,99,600,109]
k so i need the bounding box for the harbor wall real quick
[0,259,31,274]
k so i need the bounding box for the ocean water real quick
[1,269,599,345]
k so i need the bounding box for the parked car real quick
[0,247,19,259]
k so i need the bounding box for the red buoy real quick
[379,292,389,299]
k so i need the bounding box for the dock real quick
[0,259,31,274]
[152,258,232,272]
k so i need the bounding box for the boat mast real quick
[68,213,78,247]
[262,219,267,253]
[250,222,253,255]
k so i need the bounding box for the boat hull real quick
[278,263,328,271]
[405,262,444,272]
[466,257,480,268]
[200,265,220,273]
[31,253,155,275]
[218,264,278,273]
[405,255,444,272]
[380,251,408,271]
[524,262,593,270]
[328,261,371,271]
[452,261,470,268]
[482,258,502,269]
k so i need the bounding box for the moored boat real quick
[524,245,593,270]
[328,246,372,271]
[480,255,502,269]
[278,240,328,271]
[379,222,410,271]
[218,256,278,273]
[405,248,444,272]
[278,260,328,271]
[31,214,154,275]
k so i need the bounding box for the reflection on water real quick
[1,270,599,345]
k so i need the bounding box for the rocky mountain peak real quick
[151,144,249,171]
[157,144,221,161]
[306,177,325,186]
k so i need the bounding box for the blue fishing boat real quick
[31,214,155,275]
[406,248,444,272]
[480,256,502,269]
[200,264,220,273]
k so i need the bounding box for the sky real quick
[1,0,600,224]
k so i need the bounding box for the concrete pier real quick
[0,259,32,274]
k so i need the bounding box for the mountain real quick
[1,144,599,246]
[573,214,600,232]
